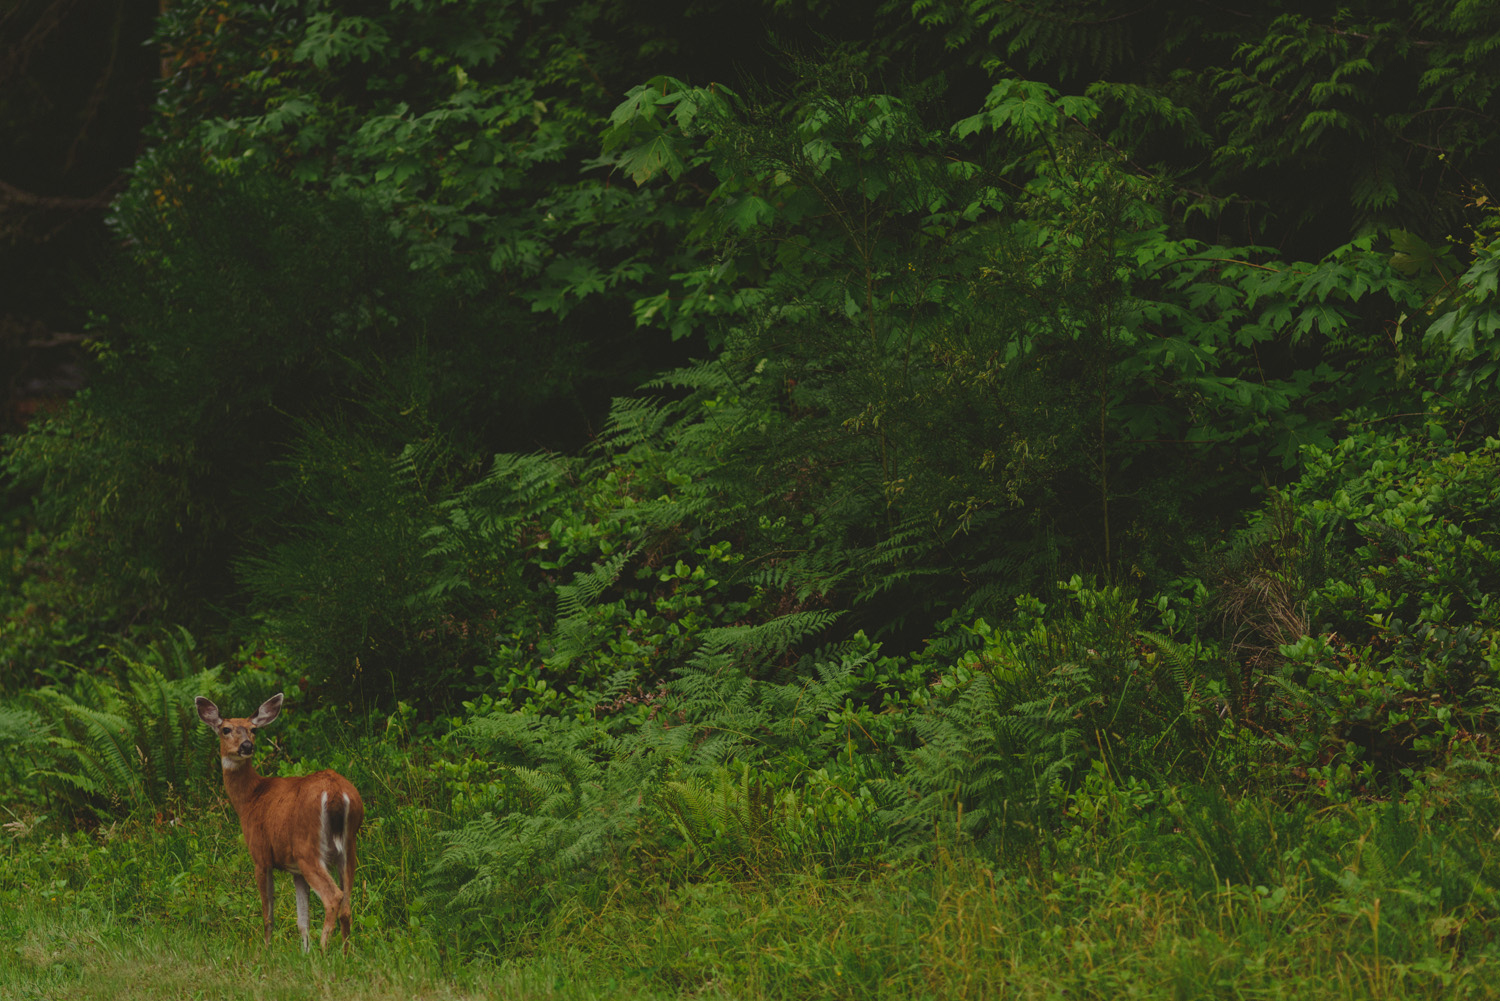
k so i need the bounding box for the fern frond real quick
[0,705,49,746]
[595,395,676,451]
[1139,630,1198,701]
[38,699,144,807]
[691,609,843,670]
[555,548,637,620]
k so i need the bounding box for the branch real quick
[0,177,119,211]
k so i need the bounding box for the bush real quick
[1219,427,1500,793]
[903,579,1228,850]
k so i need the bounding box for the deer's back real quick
[239,769,364,868]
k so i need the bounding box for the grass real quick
[3,798,1497,1001]
[5,712,1499,1001]
[4,910,526,1001]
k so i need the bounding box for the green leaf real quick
[615,134,686,186]
[721,195,774,232]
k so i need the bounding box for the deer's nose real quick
[237,741,254,756]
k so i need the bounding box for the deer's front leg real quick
[256,863,275,945]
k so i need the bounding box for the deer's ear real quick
[195,696,223,728]
[250,692,284,727]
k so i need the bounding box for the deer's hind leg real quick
[294,874,312,953]
[336,841,358,944]
[300,863,345,953]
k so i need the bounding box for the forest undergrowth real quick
[6,773,1499,1000]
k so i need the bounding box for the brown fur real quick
[195,693,364,953]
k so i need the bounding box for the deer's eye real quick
[249,726,258,733]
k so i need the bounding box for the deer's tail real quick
[320,790,350,876]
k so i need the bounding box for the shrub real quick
[903,579,1229,850]
[1219,427,1500,792]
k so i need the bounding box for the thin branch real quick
[0,177,120,210]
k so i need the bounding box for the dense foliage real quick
[4,1,1500,997]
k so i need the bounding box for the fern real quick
[593,394,677,452]
[900,674,1037,848]
[661,765,788,877]
[27,630,222,818]
[0,704,52,789]
[426,637,907,929]
[850,521,937,603]
[890,582,1231,852]
[1138,631,1195,701]
[689,610,844,673]
[34,694,144,810]
[427,710,671,935]
[0,705,47,743]
[554,548,637,622]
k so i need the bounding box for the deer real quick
[194,692,364,953]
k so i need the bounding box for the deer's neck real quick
[220,756,267,808]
